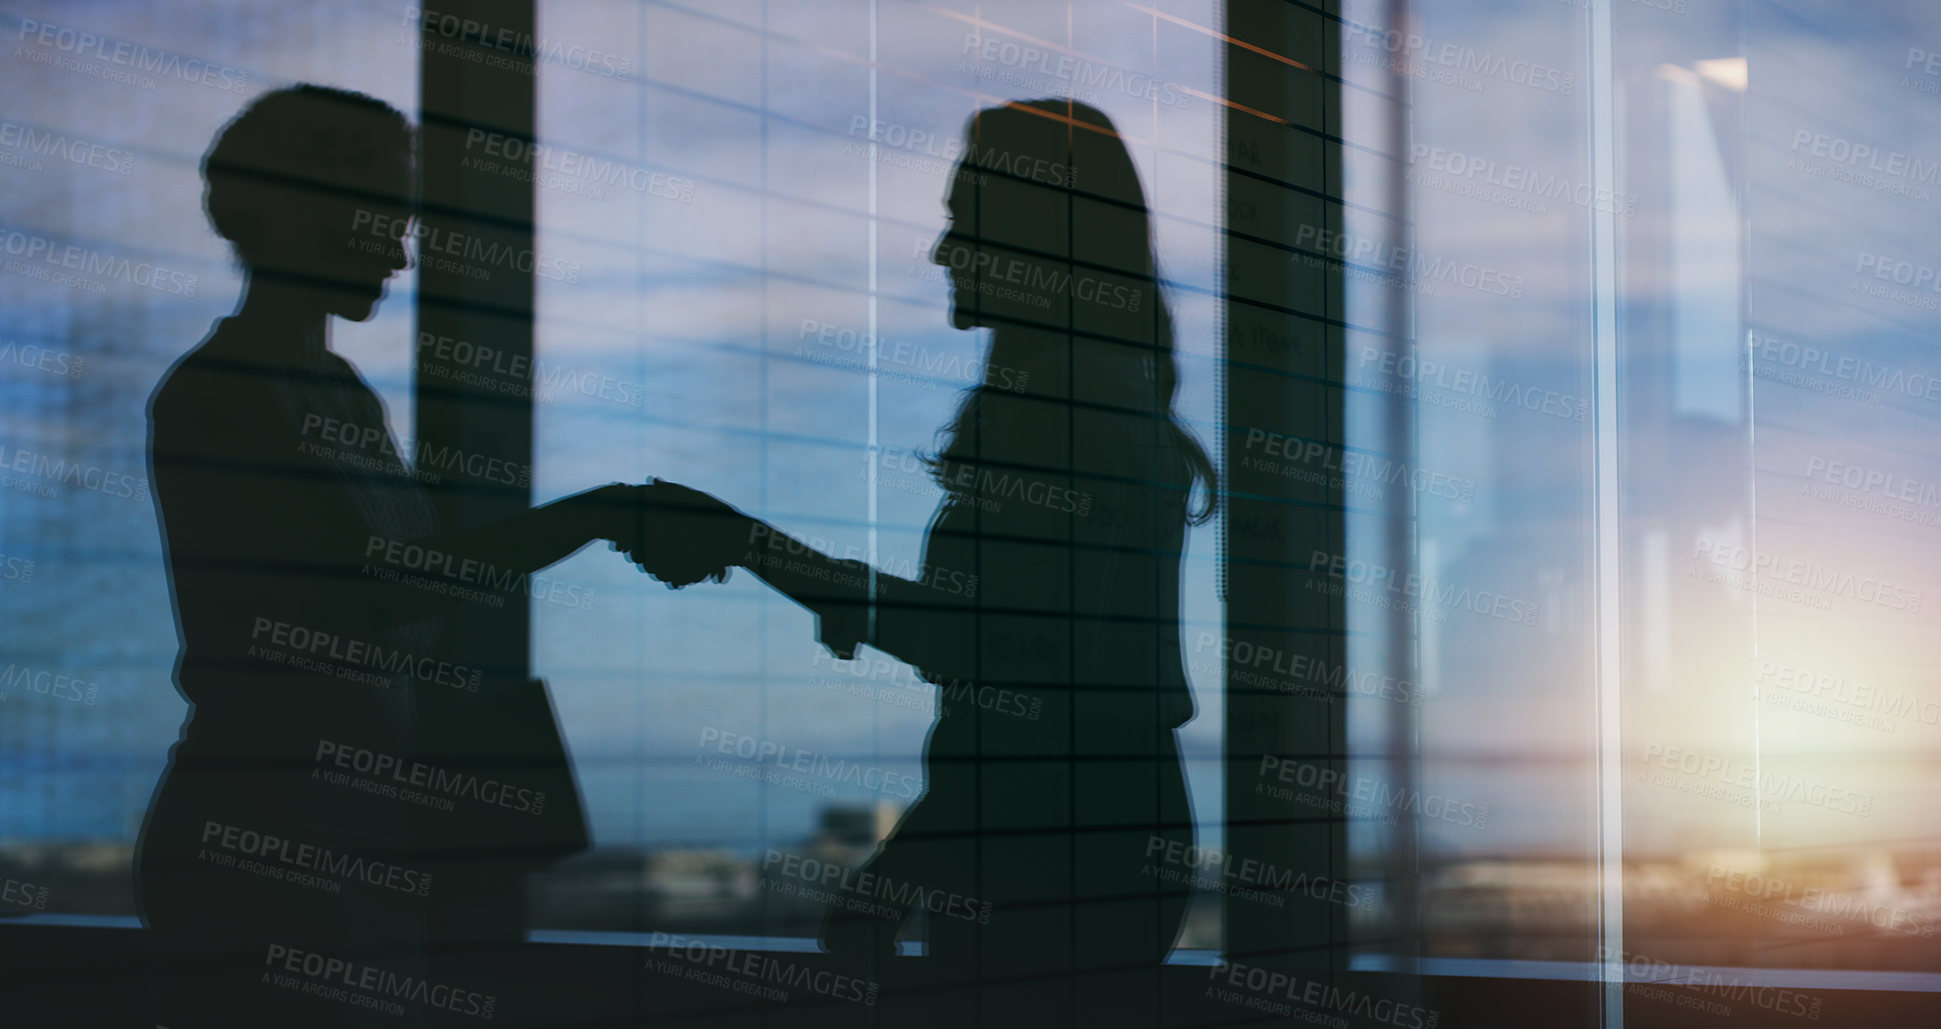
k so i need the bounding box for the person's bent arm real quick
[356,482,643,625]
[635,480,978,669]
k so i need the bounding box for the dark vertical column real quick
[411,3,585,951]
[415,0,537,680]
[1220,0,1350,972]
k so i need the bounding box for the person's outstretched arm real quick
[627,481,972,669]
[375,481,741,622]
[618,480,873,651]
[411,482,642,582]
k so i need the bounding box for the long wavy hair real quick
[928,99,1217,523]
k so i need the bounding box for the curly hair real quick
[202,84,415,265]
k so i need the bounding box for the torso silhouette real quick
[137,317,581,950]
[819,332,1197,986]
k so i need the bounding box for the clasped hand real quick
[597,479,751,588]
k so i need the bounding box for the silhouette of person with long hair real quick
[137,85,715,1026]
[645,99,1216,1021]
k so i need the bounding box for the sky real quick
[1,0,1937,882]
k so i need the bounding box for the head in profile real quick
[203,84,416,323]
[928,99,1215,520]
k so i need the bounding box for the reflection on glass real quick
[0,0,1936,1022]
[526,0,1227,954]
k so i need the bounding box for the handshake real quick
[597,479,754,589]
[582,479,866,659]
